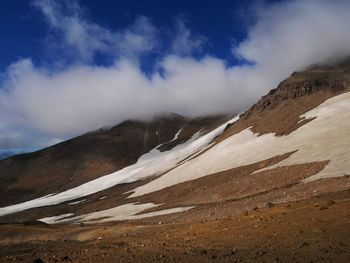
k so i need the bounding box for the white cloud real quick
[231,0,350,96]
[0,57,236,139]
[171,17,207,56]
[33,0,158,62]
[1,0,350,150]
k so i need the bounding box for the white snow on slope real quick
[171,128,183,142]
[68,199,86,205]
[156,128,183,149]
[39,213,74,224]
[130,92,350,197]
[0,117,237,217]
[38,203,194,224]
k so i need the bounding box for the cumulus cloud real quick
[33,0,158,62]
[231,0,350,94]
[1,0,350,150]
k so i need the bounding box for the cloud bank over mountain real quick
[1,0,350,150]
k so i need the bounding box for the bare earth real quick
[1,188,350,263]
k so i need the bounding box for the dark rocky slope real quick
[220,62,350,140]
[0,114,228,207]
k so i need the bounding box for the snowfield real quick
[131,91,350,196]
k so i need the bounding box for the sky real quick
[1,0,350,153]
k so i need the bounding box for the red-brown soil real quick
[1,189,349,262]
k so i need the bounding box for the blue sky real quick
[0,0,260,72]
[1,0,350,153]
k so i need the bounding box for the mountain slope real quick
[0,114,228,207]
[0,62,349,227]
[1,62,350,263]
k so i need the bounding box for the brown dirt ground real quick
[0,152,332,224]
[1,189,349,263]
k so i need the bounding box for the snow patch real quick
[38,213,74,224]
[170,128,183,142]
[68,199,86,205]
[130,92,350,196]
[0,116,237,217]
[40,203,194,224]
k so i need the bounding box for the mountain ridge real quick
[0,114,229,207]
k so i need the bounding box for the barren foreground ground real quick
[1,189,349,263]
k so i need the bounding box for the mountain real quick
[1,62,350,262]
[0,151,14,160]
[0,114,229,207]
[0,150,25,160]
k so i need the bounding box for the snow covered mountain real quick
[0,62,350,227]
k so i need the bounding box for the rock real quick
[61,255,69,261]
[327,200,335,206]
[242,73,350,120]
[257,250,266,256]
[32,259,44,263]
[313,228,324,234]
[275,257,282,263]
[266,202,274,208]
[243,210,248,216]
[299,241,309,248]
[200,249,207,255]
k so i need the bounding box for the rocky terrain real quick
[1,190,349,262]
[0,61,350,262]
